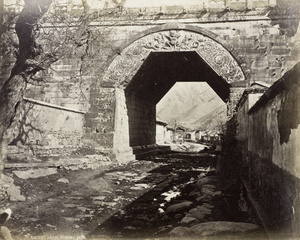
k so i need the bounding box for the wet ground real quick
[88,152,265,239]
[2,146,267,240]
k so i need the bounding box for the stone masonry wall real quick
[4,99,85,161]
[84,9,300,153]
[126,93,156,147]
[234,62,300,236]
[1,1,300,161]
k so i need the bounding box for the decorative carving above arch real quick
[102,30,245,88]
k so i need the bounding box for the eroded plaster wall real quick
[234,62,300,235]
[4,100,85,161]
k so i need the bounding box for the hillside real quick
[191,104,227,130]
[156,82,226,130]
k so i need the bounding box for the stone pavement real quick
[2,151,268,240]
[89,152,267,239]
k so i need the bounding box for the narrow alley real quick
[89,150,265,239]
[4,144,266,240]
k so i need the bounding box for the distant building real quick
[184,130,197,141]
[175,125,186,144]
[156,117,168,144]
[199,130,222,144]
[165,125,175,143]
[195,130,203,141]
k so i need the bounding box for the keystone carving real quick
[103,30,245,88]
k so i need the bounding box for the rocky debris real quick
[130,183,150,190]
[6,185,26,202]
[180,216,198,225]
[165,201,193,214]
[73,224,80,229]
[45,224,56,229]
[168,226,190,238]
[169,143,207,152]
[104,171,149,184]
[57,155,112,170]
[182,204,213,222]
[196,176,217,188]
[2,174,26,202]
[0,209,12,224]
[5,150,262,239]
[63,217,81,222]
[170,221,260,238]
[13,168,57,179]
[92,196,106,201]
[1,226,14,240]
[57,178,69,184]
[0,209,13,240]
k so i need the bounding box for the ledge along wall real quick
[234,62,300,236]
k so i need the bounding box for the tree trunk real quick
[0,0,53,141]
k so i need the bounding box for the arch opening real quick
[87,28,247,160]
[124,51,230,148]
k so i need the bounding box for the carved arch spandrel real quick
[102,29,246,89]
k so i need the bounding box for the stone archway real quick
[87,27,247,161]
[101,29,245,89]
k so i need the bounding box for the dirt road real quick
[3,150,266,240]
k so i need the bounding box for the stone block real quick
[252,60,269,69]
[271,47,291,56]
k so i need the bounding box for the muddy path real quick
[88,152,265,239]
[4,150,266,240]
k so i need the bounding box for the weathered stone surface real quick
[185,205,212,220]
[170,221,260,238]
[201,188,215,196]
[202,184,216,191]
[2,174,26,202]
[196,177,216,188]
[168,226,190,238]
[0,226,13,240]
[165,201,193,214]
[196,195,213,203]
[57,178,69,184]
[6,184,26,202]
[13,168,57,179]
[180,216,198,226]
[188,221,260,236]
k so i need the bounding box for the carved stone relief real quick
[102,30,245,88]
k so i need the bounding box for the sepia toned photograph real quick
[0,0,299,239]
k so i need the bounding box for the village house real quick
[184,130,197,142]
[175,125,186,144]
[165,125,175,143]
[155,117,168,144]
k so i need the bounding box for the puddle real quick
[161,187,181,202]
[130,183,151,190]
[105,171,147,183]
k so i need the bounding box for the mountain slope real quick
[156,82,226,130]
[191,104,227,130]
